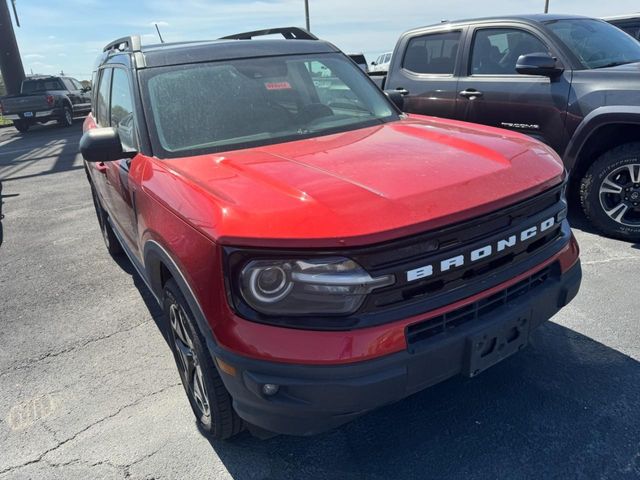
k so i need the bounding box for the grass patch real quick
[0,114,13,127]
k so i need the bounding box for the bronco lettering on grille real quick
[406,217,556,282]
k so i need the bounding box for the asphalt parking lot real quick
[0,121,638,480]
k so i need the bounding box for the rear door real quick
[385,28,466,119]
[70,78,92,112]
[456,25,572,153]
[61,78,83,112]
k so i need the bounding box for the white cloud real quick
[23,53,45,59]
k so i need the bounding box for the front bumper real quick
[210,260,582,436]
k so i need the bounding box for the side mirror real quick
[515,53,563,77]
[81,85,92,92]
[80,127,135,162]
[371,61,377,66]
[385,90,404,111]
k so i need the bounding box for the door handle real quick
[459,89,483,99]
[96,162,108,174]
[395,88,410,96]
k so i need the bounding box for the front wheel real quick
[163,279,244,440]
[580,143,640,241]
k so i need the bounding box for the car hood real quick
[148,115,564,248]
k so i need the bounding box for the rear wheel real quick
[58,105,73,127]
[90,185,123,257]
[580,143,640,241]
[13,120,29,133]
[163,279,244,440]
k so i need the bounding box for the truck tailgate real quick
[1,95,49,114]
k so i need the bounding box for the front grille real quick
[350,183,568,325]
[406,265,553,347]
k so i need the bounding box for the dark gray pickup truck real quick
[373,14,640,241]
[0,75,91,133]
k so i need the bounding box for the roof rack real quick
[103,35,142,53]
[220,27,318,41]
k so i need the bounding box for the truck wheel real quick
[58,105,73,127]
[13,120,29,133]
[163,279,244,440]
[580,143,640,241]
[90,185,123,257]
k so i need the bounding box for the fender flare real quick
[143,240,218,351]
[563,106,640,171]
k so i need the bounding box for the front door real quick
[456,26,572,153]
[102,67,139,253]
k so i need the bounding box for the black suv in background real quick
[605,14,640,40]
[373,15,640,241]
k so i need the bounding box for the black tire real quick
[580,142,640,241]
[163,279,244,440]
[13,120,29,133]
[58,104,73,127]
[90,185,123,257]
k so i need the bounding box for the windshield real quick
[142,53,397,157]
[545,18,640,69]
[21,78,64,93]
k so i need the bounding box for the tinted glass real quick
[403,32,460,74]
[110,69,136,149]
[96,68,112,126]
[71,79,84,90]
[143,53,397,156]
[471,28,548,74]
[21,78,64,93]
[546,19,640,68]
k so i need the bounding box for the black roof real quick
[141,39,337,68]
[99,27,338,70]
[408,13,599,33]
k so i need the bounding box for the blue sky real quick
[10,0,640,80]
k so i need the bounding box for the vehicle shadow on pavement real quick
[0,122,84,184]
[206,322,639,480]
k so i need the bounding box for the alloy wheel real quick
[169,302,211,419]
[598,163,640,227]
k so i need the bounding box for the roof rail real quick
[103,35,142,53]
[220,27,318,41]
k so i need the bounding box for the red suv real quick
[81,28,581,439]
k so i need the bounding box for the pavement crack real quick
[0,383,180,476]
[0,320,153,380]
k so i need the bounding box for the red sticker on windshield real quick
[265,81,292,90]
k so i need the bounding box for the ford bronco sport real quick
[81,27,581,439]
[372,15,640,241]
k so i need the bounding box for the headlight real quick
[238,257,394,316]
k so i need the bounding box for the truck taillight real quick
[46,95,55,107]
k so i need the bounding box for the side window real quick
[71,79,84,90]
[471,28,549,75]
[384,53,391,63]
[110,69,136,149]
[402,31,461,75]
[96,68,112,126]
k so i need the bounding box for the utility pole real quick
[304,0,310,32]
[0,0,25,95]
[544,0,550,13]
